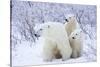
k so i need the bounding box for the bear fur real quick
[64,15,80,36]
[34,22,72,61]
[69,29,83,58]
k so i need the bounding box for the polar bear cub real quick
[69,29,83,58]
[34,22,72,61]
[64,15,80,36]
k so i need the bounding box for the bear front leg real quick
[43,39,56,62]
[60,49,71,61]
[43,47,54,62]
[71,50,78,58]
[77,50,82,57]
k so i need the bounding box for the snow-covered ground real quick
[11,1,96,67]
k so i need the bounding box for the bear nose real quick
[65,19,68,22]
[34,33,40,37]
[34,34,37,37]
[34,34,38,37]
[72,37,75,39]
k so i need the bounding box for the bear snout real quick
[65,19,69,22]
[72,37,75,39]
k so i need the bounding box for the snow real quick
[11,1,96,67]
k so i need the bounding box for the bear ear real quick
[69,17,71,19]
[73,15,75,17]
[80,30,82,32]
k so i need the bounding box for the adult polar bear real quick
[34,22,72,61]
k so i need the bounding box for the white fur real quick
[35,22,72,61]
[64,16,80,36]
[69,29,83,58]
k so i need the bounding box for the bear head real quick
[69,29,82,40]
[34,23,50,37]
[65,14,77,23]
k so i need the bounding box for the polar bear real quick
[34,22,72,61]
[64,15,80,36]
[69,29,83,58]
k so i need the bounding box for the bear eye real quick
[48,25,50,28]
[40,29,43,31]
